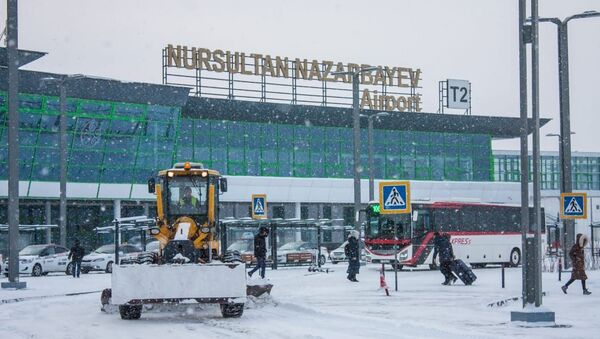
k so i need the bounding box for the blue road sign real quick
[379,181,411,214]
[252,194,267,219]
[561,193,587,219]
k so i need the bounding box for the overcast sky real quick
[3,0,599,152]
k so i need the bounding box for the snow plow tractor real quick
[101,162,268,320]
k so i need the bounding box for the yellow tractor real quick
[101,162,250,319]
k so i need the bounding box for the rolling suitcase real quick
[450,259,477,285]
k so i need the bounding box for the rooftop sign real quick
[163,45,423,112]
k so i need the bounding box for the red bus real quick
[364,201,545,269]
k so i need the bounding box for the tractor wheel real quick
[119,305,142,320]
[220,303,244,318]
[101,288,112,307]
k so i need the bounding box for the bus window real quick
[433,208,461,233]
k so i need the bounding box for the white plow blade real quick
[111,263,247,305]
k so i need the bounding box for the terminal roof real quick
[183,97,549,139]
[0,47,46,68]
[0,68,190,107]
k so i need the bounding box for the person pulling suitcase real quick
[432,232,456,285]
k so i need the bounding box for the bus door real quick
[411,209,431,245]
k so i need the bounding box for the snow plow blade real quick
[111,263,246,305]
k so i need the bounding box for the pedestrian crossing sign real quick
[561,192,587,219]
[252,194,267,219]
[379,181,411,214]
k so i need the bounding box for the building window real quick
[322,205,332,219]
[301,206,309,220]
[273,206,285,219]
[343,206,354,226]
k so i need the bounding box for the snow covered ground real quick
[0,264,598,339]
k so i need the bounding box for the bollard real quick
[558,257,562,282]
[501,263,505,289]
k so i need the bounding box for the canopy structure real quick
[0,224,58,232]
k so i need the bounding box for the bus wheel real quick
[509,248,521,267]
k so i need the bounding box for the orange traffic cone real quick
[380,267,390,296]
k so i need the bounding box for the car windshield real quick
[278,242,307,251]
[167,176,208,216]
[227,241,253,252]
[19,245,47,256]
[94,245,115,254]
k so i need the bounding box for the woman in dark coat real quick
[562,233,591,295]
[345,230,360,282]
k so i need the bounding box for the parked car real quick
[2,244,70,277]
[81,244,141,273]
[329,240,365,264]
[276,241,328,266]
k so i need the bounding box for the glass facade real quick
[0,91,181,184]
[0,91,494,184]
[493,153,600,190]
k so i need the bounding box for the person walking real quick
[562,233,591,295]
[248,226,269,279]
[345,230,360,282]
[68,239,85,278]
[432,232,456,285]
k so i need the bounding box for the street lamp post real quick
[546,131,575,265]
[360,112,389,201]
[538,10,600,265]
[1,0,26,290]
[40,74,84,247]
[331,66,377,232]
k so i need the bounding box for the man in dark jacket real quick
[345,230,360,282]
[248,226,268,279]
[432,232,456,285]
[68,239,85,278]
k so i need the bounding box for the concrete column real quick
[295,202,301,241]
[45,201,52,244]
[114,199,121,245]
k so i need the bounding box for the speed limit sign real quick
[446,79,470,109]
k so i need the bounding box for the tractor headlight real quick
[148,227,160,236]
[200,227,210,234]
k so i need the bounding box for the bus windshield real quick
[367,212,410,240]
[167,176,208,216]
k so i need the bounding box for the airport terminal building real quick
[1,46,599,249]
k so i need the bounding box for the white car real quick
[276,241,328,266]
[81,244,141,273]
[2,244,70,277]
[329,240,366,264]
[329,242,348,264]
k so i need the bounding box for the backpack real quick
[344,243,351,257]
